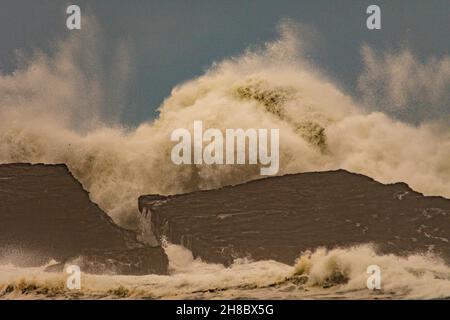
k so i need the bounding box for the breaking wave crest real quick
[1,244,449,299]
[0,22,449,227]
[0,20,449,299]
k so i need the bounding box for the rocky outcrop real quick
[0,163,168,275]
[140,170,450,266]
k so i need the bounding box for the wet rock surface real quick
[140,170,450,266]
[0,163,168,275]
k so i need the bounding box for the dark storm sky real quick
[0,0,449,125]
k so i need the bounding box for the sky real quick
[0,0,449,125]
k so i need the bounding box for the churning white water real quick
[0,21,449,299]
[1,244,449,299]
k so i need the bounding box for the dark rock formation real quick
[139,170,450,266]
[0,163,168,275]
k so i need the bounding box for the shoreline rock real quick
[0,163,168,275]
[140,170,450,266]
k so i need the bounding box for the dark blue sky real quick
[1,0,449,125]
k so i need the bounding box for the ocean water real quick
[0,21,449,299]
[1,244,449,300]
